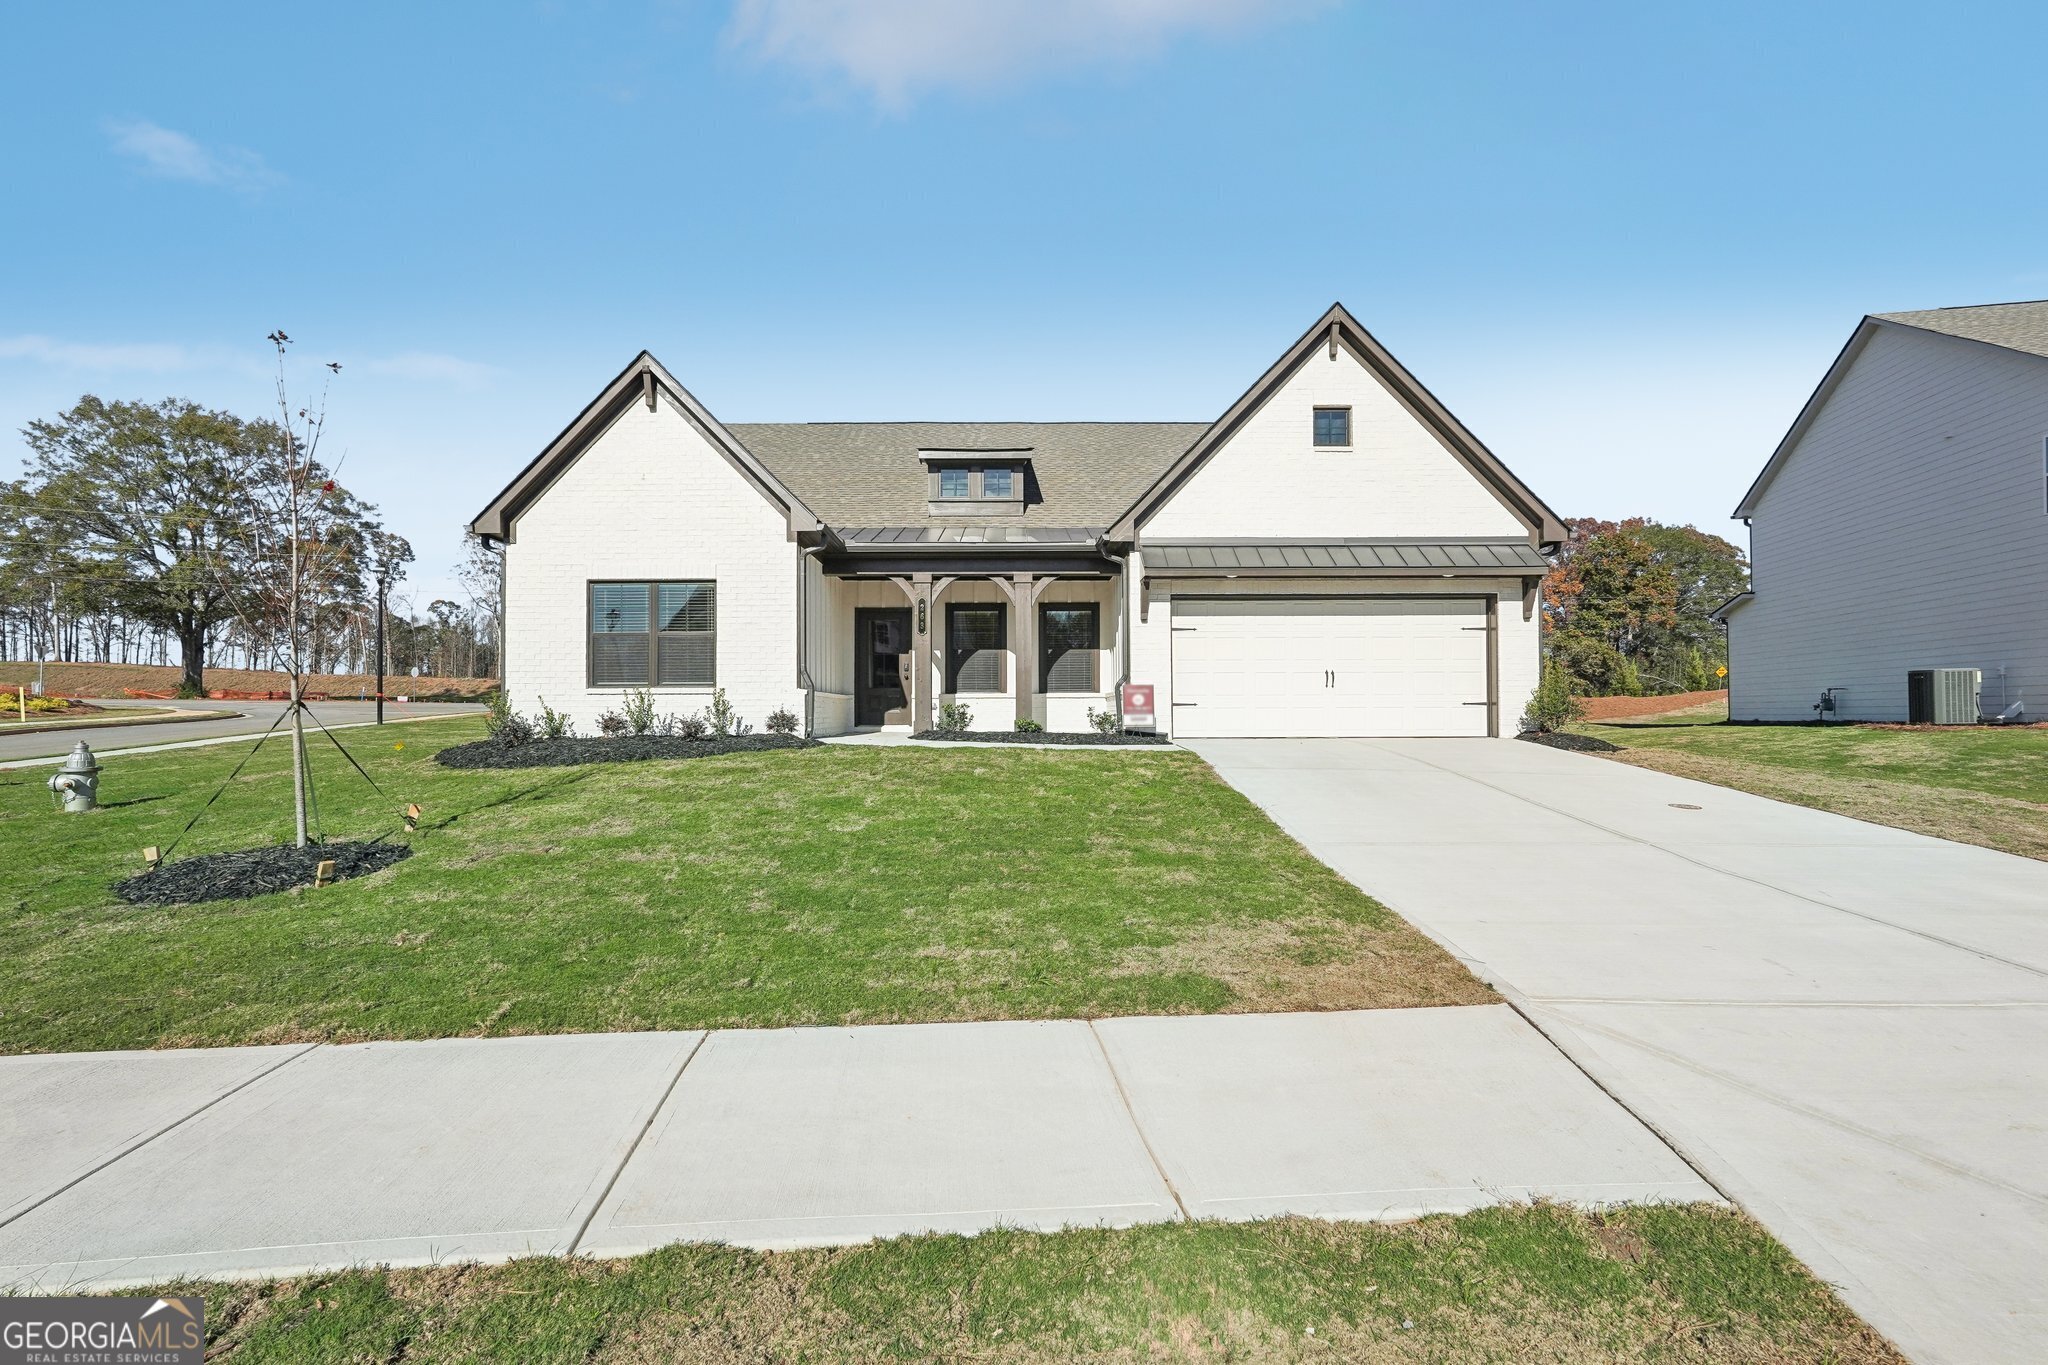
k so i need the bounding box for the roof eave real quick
[469,352,823,543]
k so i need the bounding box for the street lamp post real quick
[375,577,388,724]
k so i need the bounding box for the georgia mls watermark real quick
[0,1296,203,1365]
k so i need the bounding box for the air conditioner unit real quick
[1909,668,1981,725]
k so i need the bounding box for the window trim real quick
[586,579,717,689]
[1313,405,1352,448]
[1039,602,1100,693]
[944,601,1008,694]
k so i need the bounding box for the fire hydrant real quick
[48,740,100,813]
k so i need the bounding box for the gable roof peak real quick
[1108,304,1565,544]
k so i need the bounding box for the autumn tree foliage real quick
[1542,517,1747,696]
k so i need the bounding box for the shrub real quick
[493,711,537,747]
[483,690,516,738]
[1085,704,1122,735]
[535,696,575,740]
[622,687,659,735]
[1520,658,1586,733]
[1013,717,1044,733]
[935,700,973,734]
[596,709,628,737]
[707,688,738,737]
[765,706,799,736]
[670,711,710,741]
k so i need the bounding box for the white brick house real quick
[1720,302,2048,722]
[471,305,1565,738]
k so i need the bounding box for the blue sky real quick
[4,1,2043,601]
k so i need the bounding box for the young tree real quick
[10,397,266,695]
[223,332,360,847]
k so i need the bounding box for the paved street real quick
[1189,736,2048,1365]
[0,1007,1713,1290]
[0,698,484,765]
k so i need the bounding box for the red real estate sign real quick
[1121,682,1156,730]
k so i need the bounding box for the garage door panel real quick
[1171,597,1489,738]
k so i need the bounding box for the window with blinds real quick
[589,581,716,687]
[945,603,1006,693]
[1039,604,1098,692]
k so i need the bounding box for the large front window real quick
[945,603,1006,692]
[1040,604,1099,692]
[590,581,716,687]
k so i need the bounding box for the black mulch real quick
[435,733,822,769]
[115,841,413,906]
[1517,730,1621,753]
[911,730,1171,746]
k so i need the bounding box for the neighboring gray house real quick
[470,304,1565,739]
[1720,301,2048,721]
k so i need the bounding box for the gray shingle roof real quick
[728,422,1206,530]
[1876,301,2048,361]
[1144,541,1551,572]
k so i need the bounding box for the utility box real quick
[1907,668,1981,725]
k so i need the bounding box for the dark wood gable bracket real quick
[1106,303,1568,549]
[468,351,824,546]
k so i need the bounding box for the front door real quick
[855,607,913,726]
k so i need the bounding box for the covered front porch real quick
[801,535,1125,737]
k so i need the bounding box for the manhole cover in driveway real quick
[1668,803,1702,810]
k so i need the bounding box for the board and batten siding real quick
[502,392,801,733]
[1140,339,1529,540]
[1732,324,2048,722]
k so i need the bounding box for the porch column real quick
[909,572,934,732]
[1009,574,1036,712]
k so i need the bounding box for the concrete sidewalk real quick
[0,1007,1715,1291]
[1190,736,2048,1365]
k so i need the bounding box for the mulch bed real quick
[114,841,413,906]
[435,734,822,769]
[1518,730,1622,753]
[911,730,1171,746]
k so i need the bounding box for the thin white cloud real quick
[726,0,1329,106]
[103,118,280,191]
[0,335,202,371]
[358,352,497,387]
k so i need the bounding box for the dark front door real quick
[855,607,913,726]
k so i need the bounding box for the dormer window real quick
[922,448,1030,515]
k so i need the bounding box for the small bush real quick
[765,706,799,736]
[622,688,659,735]
[1013,717,1044,733]
[1684,647,1713,692]
[670,711,710,741]
[535,696,575,740]
[597,709,629,737]
[707,688,738,737]
[1520,658,1586,734]
[483,690,516,738]
[1086,704,1122,735]
[935,700,973,734]
[493,711,536,747]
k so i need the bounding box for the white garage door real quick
[1170,596,1491,738]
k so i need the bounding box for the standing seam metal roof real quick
[1142,541,1550,571]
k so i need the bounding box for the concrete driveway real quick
[1188,736,2048,1365]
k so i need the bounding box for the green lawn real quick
[158,1205,1900,1364]
[0,718,1485,1054]
[1576,713,2048,859]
